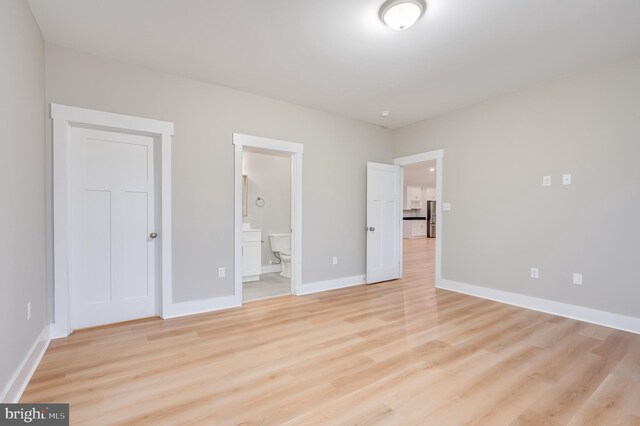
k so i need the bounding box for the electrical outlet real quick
[218,267,225,278]
[530,268,539,279]
[543,176,551,187]
[573,273,583,285]
[27,302,31,320]
[332,256,338,265]
[563,174,572,185]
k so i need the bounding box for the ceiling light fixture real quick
[380,111,391,117]
[379,0,426,31]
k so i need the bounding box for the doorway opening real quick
[401,160,437,286]
[233,134,303,305]
[241,147,292,302]
[394,150,443,287]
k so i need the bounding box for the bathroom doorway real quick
[242,147,291,301]
[233,134,303,304]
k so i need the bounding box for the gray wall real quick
[0,0,47,396]
[243,151,291,267]
[395,58,640,318]
[45,44,394,303]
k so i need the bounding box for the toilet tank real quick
[268,233,291,252]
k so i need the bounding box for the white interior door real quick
[366,162,401,284]
[70,127,157,329]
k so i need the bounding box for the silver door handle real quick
[369,227,375,232]
[150,232,158,239]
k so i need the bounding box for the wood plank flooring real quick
[22,238,640,425]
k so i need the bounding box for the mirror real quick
[242,175,248,217]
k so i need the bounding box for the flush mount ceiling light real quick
[379,0,426,31]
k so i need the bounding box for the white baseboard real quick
[297,275,366,296]
[162,295,241,319]
[261,264,282,274]
[438,279,640,335]
[1,324,51,403]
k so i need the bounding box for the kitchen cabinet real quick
[403,219,427,238]
[425,188,436,201]
[242,229,261,282]
[404,186,422,210]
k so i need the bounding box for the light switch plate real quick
[332,256,338,265]
[442,202,451,211]
[218,267,225,278]
[573,273,583,285]
[543,176,551,187]
[563,174,572,185]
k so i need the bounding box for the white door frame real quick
[233,134,303,302]
[52,104,174,338]
[394,149,444,285]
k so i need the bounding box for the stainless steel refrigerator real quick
[427,200,436,238]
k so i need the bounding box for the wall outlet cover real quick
[332,256,338,265]
[543,176,551,187]
[530,268,539,279]
[563,174,572,185]
[573,273,583,285]
[218,267,226,278]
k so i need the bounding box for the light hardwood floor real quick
[22,238,640,425]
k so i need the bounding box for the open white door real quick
[366,162,402,284]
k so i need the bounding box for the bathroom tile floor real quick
[243,272,291,302]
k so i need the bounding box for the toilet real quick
[268,233,292,278]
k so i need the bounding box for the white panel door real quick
[366,162,401,284]
[70,127,157,329]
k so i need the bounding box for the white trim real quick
[233,133,304,154]
[394,149,444,166]
[162,295,240,319]
[261,264,282,274]
[233,134,303,302]
[51,104,174,338]
[0,325,51,403]
[394,149,444,285]
[297,275,366,296]
[439,279,640,335]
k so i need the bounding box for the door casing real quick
[52,104,174,338]
[233,134,303,301]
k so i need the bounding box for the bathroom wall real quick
[0,0,47,399]
[242,150,291,269]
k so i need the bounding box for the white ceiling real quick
[28,0,640,128]
[404,161,436,187]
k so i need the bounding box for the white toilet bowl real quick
[279,252,292,278]
[268,233,292,278]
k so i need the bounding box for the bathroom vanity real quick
[242,228,262,282]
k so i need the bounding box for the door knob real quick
[150,232,158,239]
[369,227,375,232]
